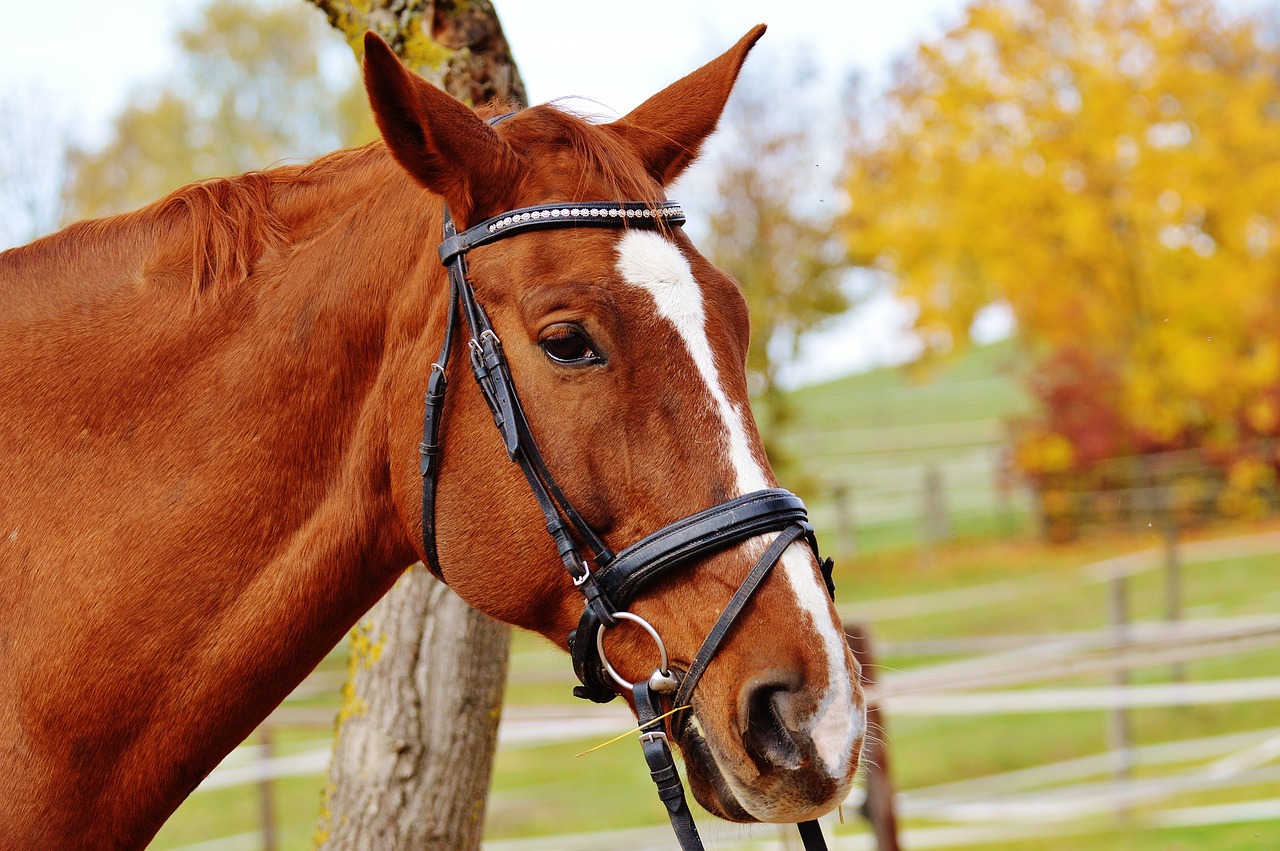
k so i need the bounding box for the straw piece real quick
[574,705,692,758]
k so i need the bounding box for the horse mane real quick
[5,102,659,312]
[148,144,391,304]
[82,103,659,306]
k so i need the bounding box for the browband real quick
[439,201,686,264]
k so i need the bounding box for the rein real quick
[419,191,836,850]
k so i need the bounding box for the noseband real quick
[420,188,836,849]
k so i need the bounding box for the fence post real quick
[919,465,949,568]
[1161,512,1185,683]
[259,724,277,851]
[845,623,901,851]
[1107,573,1134,816]
[832,484,857,560]
[994,446,1017,536]
[1150,455,1185,683]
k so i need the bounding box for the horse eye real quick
[540,326,601,365]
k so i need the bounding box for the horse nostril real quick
[742,682,805,772]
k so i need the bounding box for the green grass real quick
[145,525,1280,850]
[772,340,1038,555]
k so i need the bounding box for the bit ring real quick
[596,612,671,691]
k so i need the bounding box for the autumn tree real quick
[844,0,1280,497]
[701,50,853,467]
[65,0,372,220]
[307,2,525,849]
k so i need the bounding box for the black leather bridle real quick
[419,186,837,849]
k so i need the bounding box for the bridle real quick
[418,167,838,849]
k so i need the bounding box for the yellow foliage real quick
[1246,397,1279,435]
[844,0,1280,455]
[1016,430,1075,473]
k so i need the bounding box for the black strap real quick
[418,271,459,577]
[571,490,814,704]
[797,818,830,850]
[597,489,810,606]
[672,524,808,713]
[634,682,704,850]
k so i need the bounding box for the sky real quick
[1,0,977,382]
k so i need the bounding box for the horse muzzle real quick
[678,665,865,823]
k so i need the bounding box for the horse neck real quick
[0,144,447,843]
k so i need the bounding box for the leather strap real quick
[597,489,810,605]
[570,490,815,704]
[671,524,808,713]
[439,201,685,264]
[798,818,830,850]
[634,682,704,850]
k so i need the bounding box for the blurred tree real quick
[844,0,1280,482]
[309,3,525,849]
[702,50,853,467]
[0,88,70,248]
[65,0,373,220]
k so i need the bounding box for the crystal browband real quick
[487,202,685,234]
[438,201,686,265]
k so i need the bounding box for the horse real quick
[0,25,864,847]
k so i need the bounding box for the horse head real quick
[366,27,864,825]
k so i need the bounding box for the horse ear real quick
[362,32,519,225]
[607,25,766,187]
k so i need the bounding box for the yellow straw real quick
[574,704,692,758]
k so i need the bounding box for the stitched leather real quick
[634,682,704,850]
[599,489,810,605]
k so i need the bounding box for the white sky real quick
[3,1,969,131]
[1,0,975,381]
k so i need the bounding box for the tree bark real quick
[316,571,512,849]
[307,3,526,848]
[306,0,526,106]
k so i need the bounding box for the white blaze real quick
[614,230,859,778]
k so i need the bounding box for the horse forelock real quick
[498,104,666,205]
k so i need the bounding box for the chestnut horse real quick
[0,26,863,847]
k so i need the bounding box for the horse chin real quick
[673,714,756,822]
[673,710,856,825]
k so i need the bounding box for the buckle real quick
[571,556,592,587]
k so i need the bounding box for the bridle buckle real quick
[571,557,592,587]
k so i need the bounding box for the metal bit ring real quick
[596,611,674,692]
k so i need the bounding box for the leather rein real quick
[418,192,836,850]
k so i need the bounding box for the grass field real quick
[776,340,1036,555]
[146,346,1280,849]
[151,534,1275,849]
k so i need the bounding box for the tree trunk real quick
[307,3,526,848]
[316,571,512,849]
[307,0,526,106]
